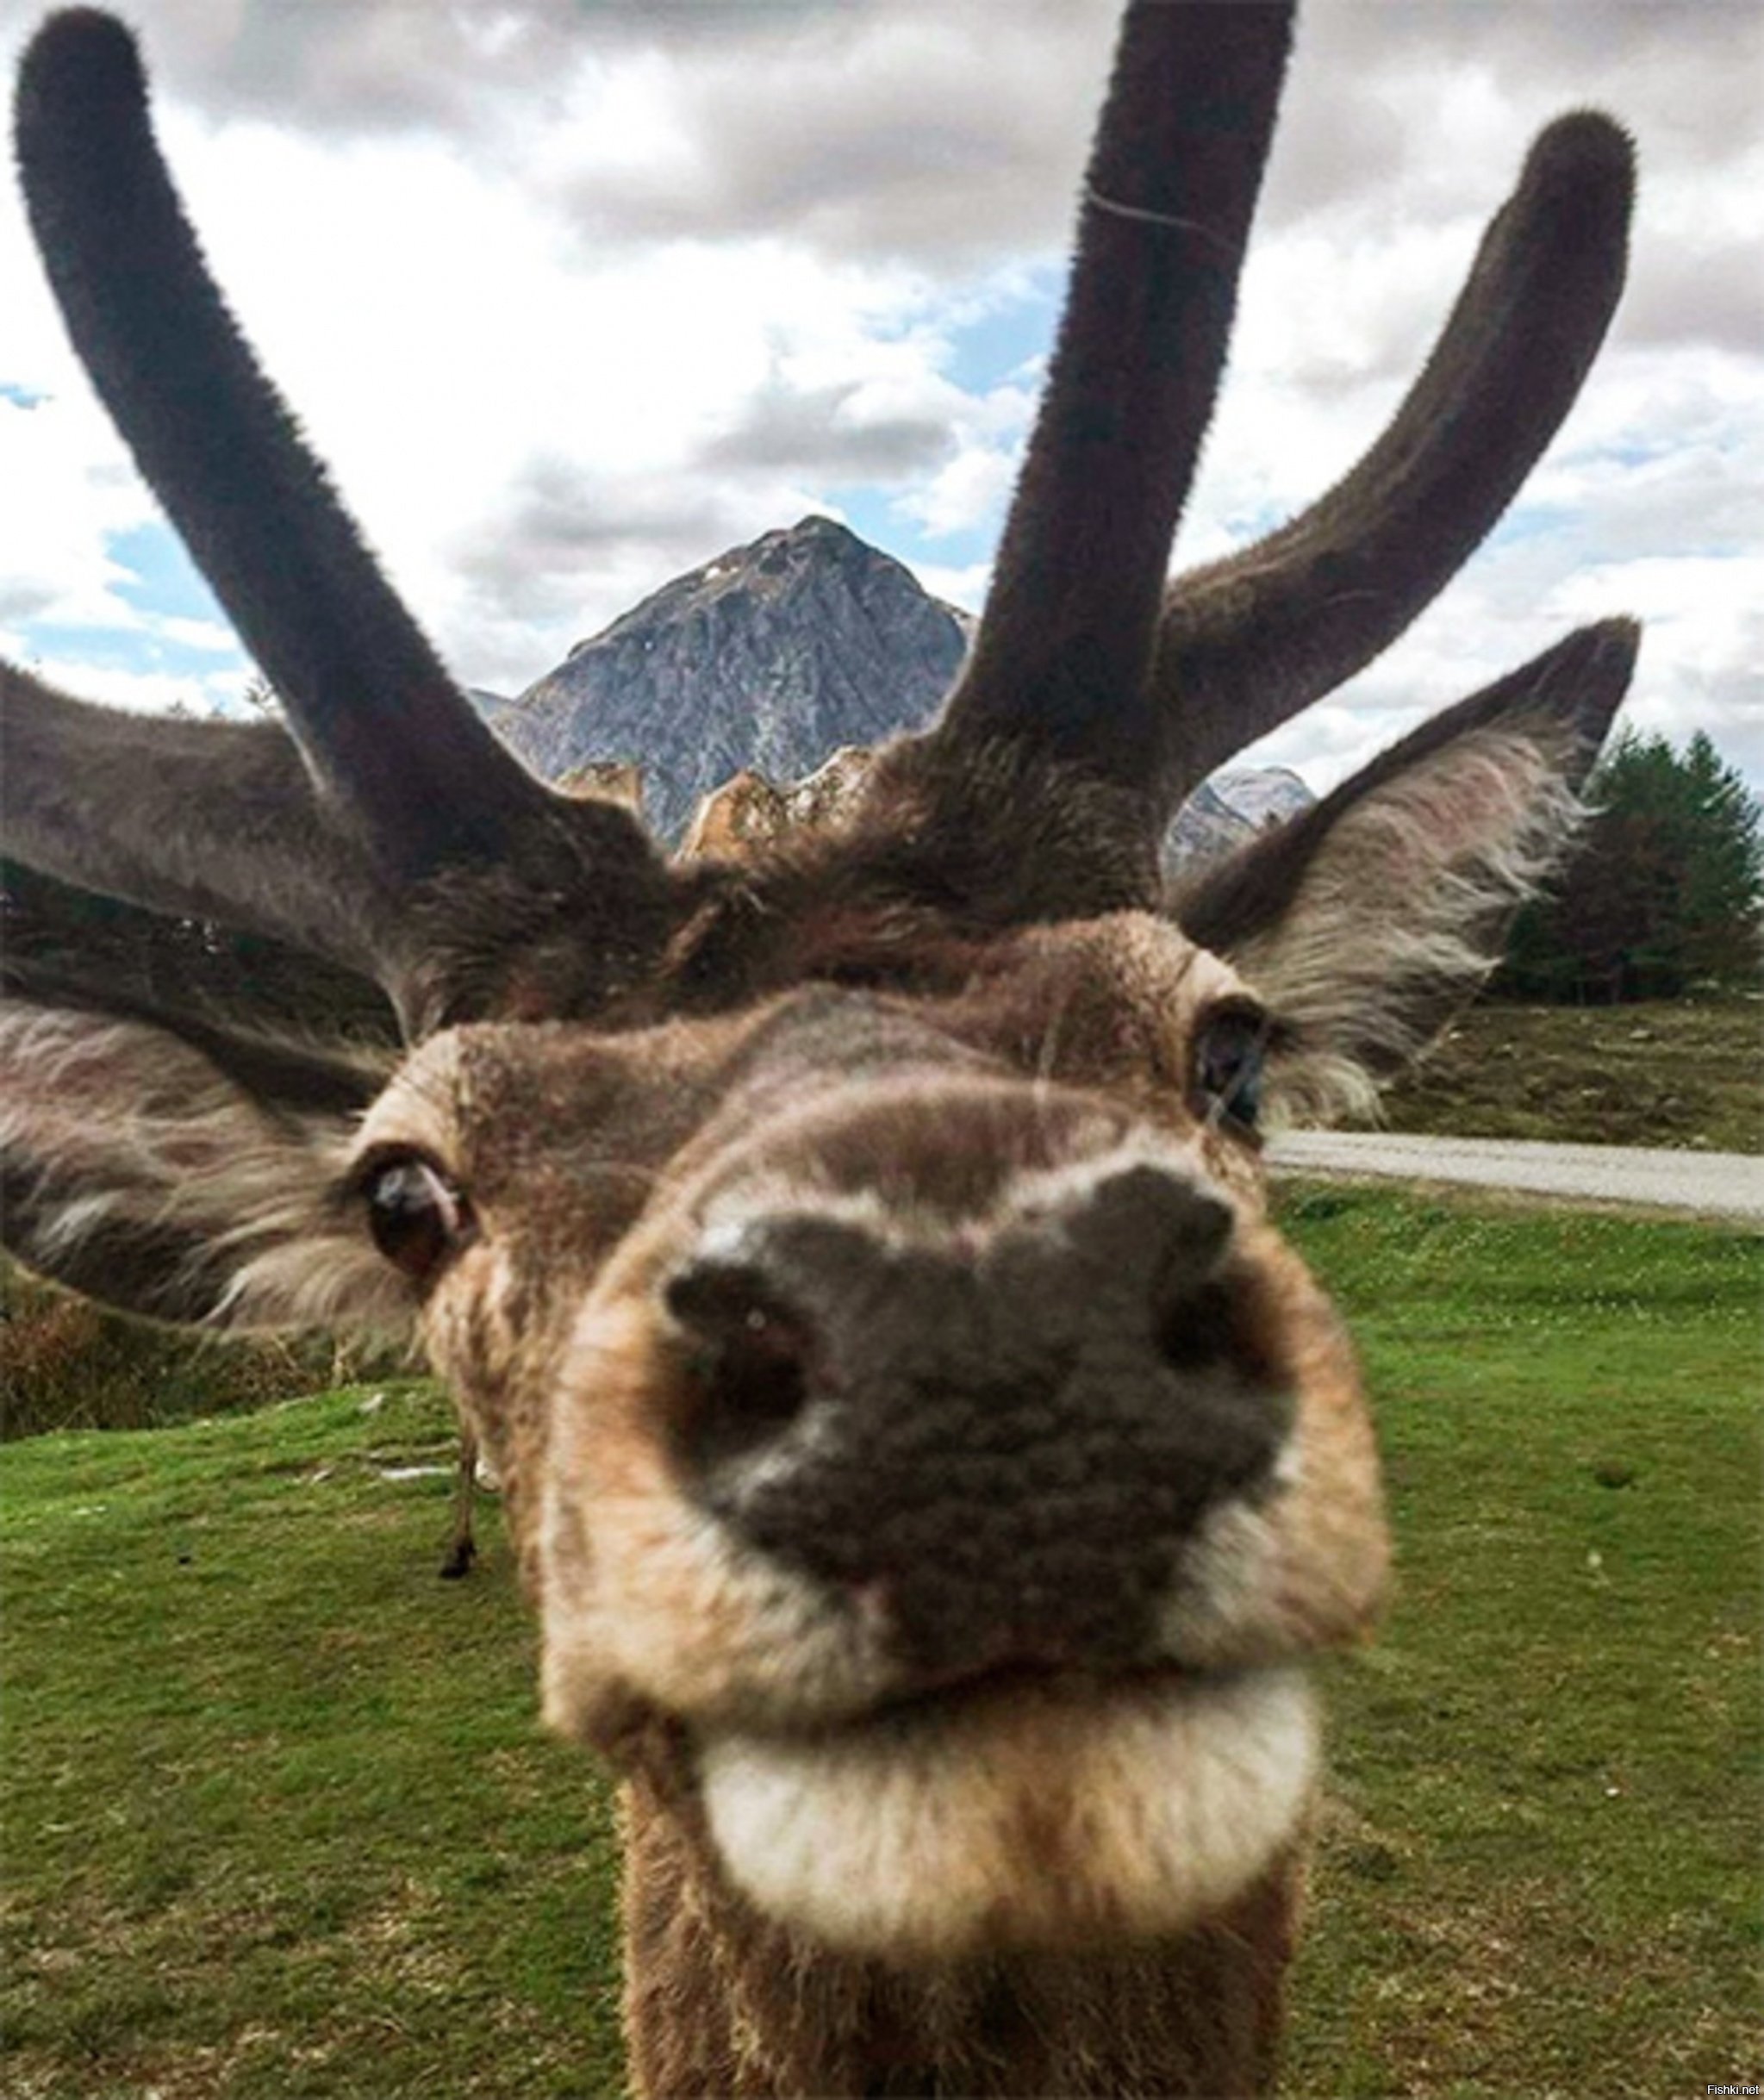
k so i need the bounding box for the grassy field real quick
[1378,996,1761,1153]
[1276,1187,1761,2097]
[2,1189,1757,2097]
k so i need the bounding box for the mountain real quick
[1162,768,1315,875]
[494,516,972,842]
[484,514,1312,862]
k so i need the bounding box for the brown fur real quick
[621,1767,1299,2099]
[0,9,1643,2096]
[365,918,1384,2094]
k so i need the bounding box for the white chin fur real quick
[699,1666,1317,1964]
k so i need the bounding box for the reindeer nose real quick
[663,1163,1289,1672]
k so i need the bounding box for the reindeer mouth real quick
[860,1649,1210,1729]
[701,1642,1286,1762]
[693,1658,1319,1962]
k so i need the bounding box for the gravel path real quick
[1267,1131,1764,1224]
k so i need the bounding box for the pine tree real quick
[1498,730,1762,1001]
[1679,731,1764,984]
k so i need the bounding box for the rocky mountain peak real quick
[496,516,971,842]
[1162,765,1315,875]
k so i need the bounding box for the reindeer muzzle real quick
[663,1159,1293,1677]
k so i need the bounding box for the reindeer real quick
[0,5,1636,2093]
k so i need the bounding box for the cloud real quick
[904,557,989,620]
[702,377,958,481]
[0,0,1755,795]
[0,386,154,632]
[154,615,240,654]
[548,7,1115,267]
[0,639,249,719]
[901,443,1019,543]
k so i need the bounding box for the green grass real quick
[1279,1186,1761,2097]
[1377,996,1761,1152]
[2,1193,1758,2097]
[0,1383,624,2099]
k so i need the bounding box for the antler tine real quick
[12,9,573,881]
[1150,110,1635,810]
[932,1,1294,792]
[2,661,390,975]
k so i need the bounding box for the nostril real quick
[1156,1276,1242,1375]
[1155,1266,1293,1493]
[663,1257,820,1468]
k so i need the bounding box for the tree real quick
[1678,731,1764,985]
[1497,729,1763,1001]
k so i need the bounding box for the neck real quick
[618,1773,1299,2098]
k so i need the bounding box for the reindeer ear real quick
[1174,620,1638,1125]
[0,998,402,1332]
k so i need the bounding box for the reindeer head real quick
[2,4,1636,1967]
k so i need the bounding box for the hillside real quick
[1162,765,1312,871]
[1377,998,1760,1152]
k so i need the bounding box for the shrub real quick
[0,1258,378,1439]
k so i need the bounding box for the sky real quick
[0,0,1758,798]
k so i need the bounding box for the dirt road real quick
[1267,1131,1764,1224]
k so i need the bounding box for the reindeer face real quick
[3,0,1636,2002]
[339,912,1387,1958]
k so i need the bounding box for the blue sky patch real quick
[111,521,234,631]
[941,271,1059,397]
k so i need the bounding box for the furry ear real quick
[1174,620,1638,1124]
[0,997,405,1333]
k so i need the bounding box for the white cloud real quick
[153,614,241,655]
[1,643,250,718]
[901,440,1018,542]
[905,558,989,618]
[0,384,152,631]
[0,0,1756,794]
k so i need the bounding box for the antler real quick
[3,2,1639,1011]
[2,662,390,975]
[927,1,1633,838]
[13,9,545,870]
[5,9,670,1020]
[1151,110,1634,807]
[935,1,1294,791]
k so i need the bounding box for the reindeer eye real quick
[1194,1007,1269,1132]
[360,1153,476,1282]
